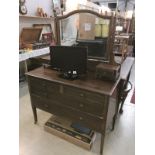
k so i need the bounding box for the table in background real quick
[19,47,50,82]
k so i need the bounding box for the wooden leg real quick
[100,133,105,155]
[111,114,116,131]
[119,106,123,114]
[32,106,37,124]
[112,81,122,131]
[119,98,125,114]
[112,96,121,130]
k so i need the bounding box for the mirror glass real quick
[59,12,111,61]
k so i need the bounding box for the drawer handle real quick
[79,104,84,108]
[99,116,104,120]
[60,85,64,94]
[80,93,84,97]
[79,117,83,120]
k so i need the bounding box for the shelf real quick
[114,43,123,46]
[19,15,53,20]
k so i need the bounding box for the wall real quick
[24,0,52,16]
[19,0,53,35]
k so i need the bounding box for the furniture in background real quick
[119,57,134,113]
[113,34,130,62]
[114,14,135,61]
[19,47,49,82]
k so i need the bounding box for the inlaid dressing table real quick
[26,63,120,155]
[26,56,134,155]
[26,8,134,154]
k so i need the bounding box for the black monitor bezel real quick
[50,45,88,76]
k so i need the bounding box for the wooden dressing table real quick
[26,9,134,154]
[26,56,134,155]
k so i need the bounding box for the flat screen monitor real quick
[50,46,88,79]
[76,38,107,60]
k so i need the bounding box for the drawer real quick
[47,89,105,116]
[46,84,107,116]
[31,94,105,132]
[46,83,79,109]
[46,81,60,93]
[28,77,46,88]
[47,89,79,109]
[46,82,62,99]
[62,86,106,116]
[60,94,105,116]
[63,86,105,105]
[31,94,51,113]
[28,77,47,97]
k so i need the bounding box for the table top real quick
[120,57,134,80]
[19,47,50,62]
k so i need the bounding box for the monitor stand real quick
[59,71,79,80]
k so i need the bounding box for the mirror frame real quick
[54,9,116,65]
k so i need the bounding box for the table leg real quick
[32,105,37,124]
[111,81,122,130]
[100,133,105,155]
[119,101,124,114]
[24,60,28,72]
[112,114,116,131]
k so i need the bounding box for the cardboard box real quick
[44,115,96,150]
[78,14,95,40]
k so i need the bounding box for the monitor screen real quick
[76,38,107,60]
[50,46,88,76]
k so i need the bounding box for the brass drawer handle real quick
[79,104,84,108]
[79,117,83,120]
[60,85,64,94]
[80,93,84,97]
[98,116,104,120]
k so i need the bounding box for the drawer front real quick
[28,78,107,127]
[46,82,76,108]
[46,84,106,116]
[45,83,107,116]
[62,86,106,116]
[31,94,104,132]
[46,81,60,93]
[31,94,51,113]
[63,86,105,104]
[28,77,47,97]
